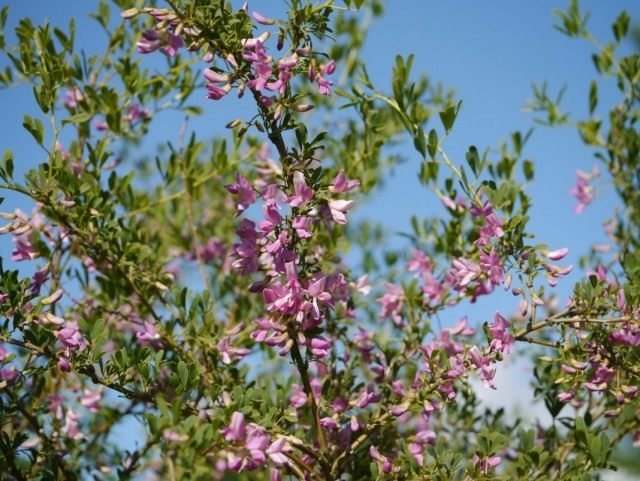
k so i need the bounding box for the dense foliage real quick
[0,1,638,480]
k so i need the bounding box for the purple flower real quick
[218,336,251,365]
[447,258,481,290]
[225,174,257,215]
[488,312,514,355]
[480,248,504,286]
[285,171,313,207]
[222,411,247,442]
[62,408,83,441]
[80,389,102,412]
[308,335,332,358]
[135,321,162,349]
[11,235,37,262]
[369,446,392,473]
[570,168,597,213]
[292,216,313,239]
[329,170,360,193]
[289,384,307,408]
[56,321,88,351]
[378,283,405,327]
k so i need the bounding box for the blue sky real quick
[1,0,638,476]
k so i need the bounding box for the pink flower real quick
[308,336,332,358]
[378,283,405,326]
[11,235,37,262]
[80,389,102,412]
[447,258,481,290]
[472,454,501,473]
[252,11,275,25]
[63,87,84,109]
[407,249,433,277]
[135,321,162,349]
[225,174,257,214]
[479,248,504,286]
[328,199,354,225]
[471,200,504,245]
[289,384,307,408]
[570,168,597,213]
[369,446,392,473]
[292,216,313,238]
[62,408,83,441]
[56,321,88,351]
[488,312,514,355]
[286,171,313,207]
[163,429,188,442]
[222,411,247,442]
[218,336,251,365]
[545,247,569,261]
[329,170,360,193]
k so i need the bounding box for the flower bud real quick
[292,103,314,112]
[120,8,140,19]
[41,289,63,305]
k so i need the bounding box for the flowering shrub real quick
[0,1,639,480]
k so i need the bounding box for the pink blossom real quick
[407,249,433,277]
[80,389,102,412]
[126,103,150,122]
[479,248,504,286]
[355,385,380,408]
[308,336,332,358]
[471,200,504,245]
[472,454,501,473]
[545,247,569,261]
[62,408,83,441]
[570,168,597,213]
[286,171,313,207]
[378,283,405,326]
[447,258,481,290]
[11,235,37,262]
[252,11,275,25]
[163,429,188,442]
[327,199,354,225]
[218,336,251,364]
[290,384,307,408]
[369,446,392,473]
[56,321,88,351]
[329,170,360,193]
[225,174,257,214]
[135,321,162,349]
[292,216,313,238]
[488,312,514,355]
[222,411,247,442]
[63,87,84,109]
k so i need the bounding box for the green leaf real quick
[1,149,13,180]
[22,115,44,144]
[63,111,93,125]
[523,159,534,181]
[439,100,462,134]
[427,129,438,159]
[612,11,630,42]
[413,126,426,158]
[588,80,597,115]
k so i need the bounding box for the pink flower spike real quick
[252,11,275,25]
[546,247,569,260]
